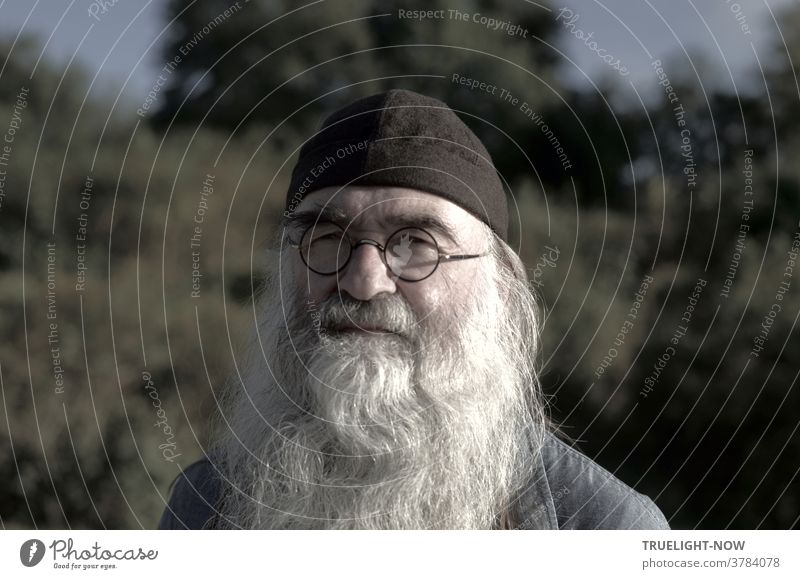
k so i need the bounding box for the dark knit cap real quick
[286,89,508,240]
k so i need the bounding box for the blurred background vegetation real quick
[1,0,798,529]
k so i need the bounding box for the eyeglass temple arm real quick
[439,251,491,262]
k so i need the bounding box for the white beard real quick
[211,238,546,529]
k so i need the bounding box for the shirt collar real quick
[509,431,559,529]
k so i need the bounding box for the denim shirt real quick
[158,431,670,530]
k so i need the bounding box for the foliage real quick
[1,0,798,529]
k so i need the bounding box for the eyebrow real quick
[283,204,460,245]
[282,205,347,230]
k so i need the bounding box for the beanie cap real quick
[286,89,508,240]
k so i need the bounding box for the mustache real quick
[314,293,419,339]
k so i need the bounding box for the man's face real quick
[212,184,544,529]
[288,185,492,322]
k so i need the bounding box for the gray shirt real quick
[158,431,670,530]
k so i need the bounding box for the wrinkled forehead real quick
[289,185,485,243]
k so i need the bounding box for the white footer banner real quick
[1,531,797,578]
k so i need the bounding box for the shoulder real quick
[157,458,220,530]
[538,432,670,530]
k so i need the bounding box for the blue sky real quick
[0,0,794,108]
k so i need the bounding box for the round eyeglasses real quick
[290,223,489,282]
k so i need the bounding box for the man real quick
[159,89,669,530]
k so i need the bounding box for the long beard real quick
[211,241,545,529]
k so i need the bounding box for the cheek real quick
[398,285,440,320]
[401,261,487,319]
[398,277,465,322]
[288,257,334,303]
[304,276,337,304]
[438,262,488,308]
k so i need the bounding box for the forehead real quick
[292,186,481,235]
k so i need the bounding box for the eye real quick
[302,222,344,243]
[388,229,439,257]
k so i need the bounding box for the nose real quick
[335,242,397,301]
